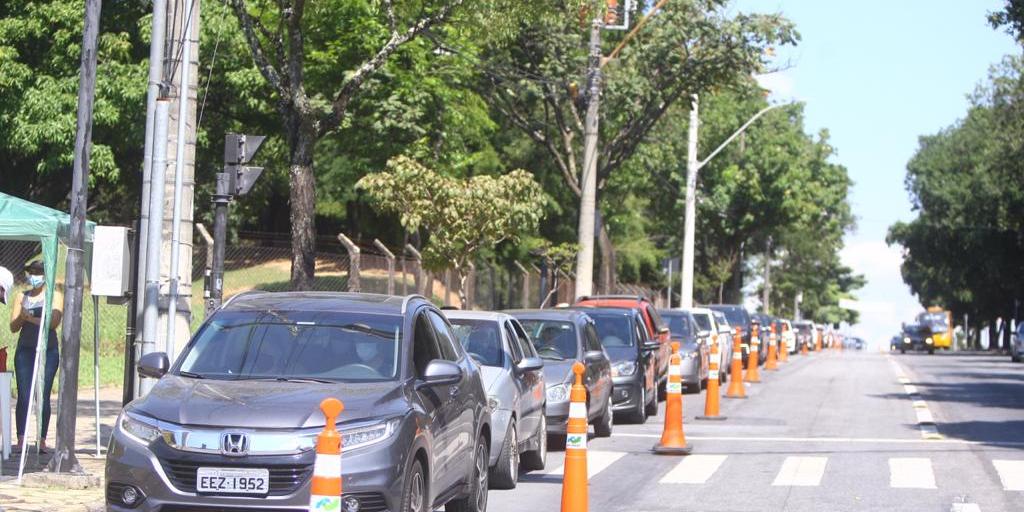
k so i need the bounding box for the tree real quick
[357,156,545,308]
[224,0,554,289]
[474,0,796,291]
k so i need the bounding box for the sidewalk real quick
[1,387,121,512]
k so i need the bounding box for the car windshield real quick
[449,319,504,367]
[903,324,928,336]
[588,313,635,347]
[518,319,579,360]
[178,310,402,382]
[714,306,749,327]
[663,314,691,338]
[693,313,713,332]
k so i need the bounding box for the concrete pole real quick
[762,236,773,314]
[141,99,170,397]
[573,18,603,301]
[165,1,196,357]
[680,94,699,309]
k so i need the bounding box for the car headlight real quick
[612,361,637,377]
[925,337,933,345]
[488,396,501,411]
[546,383,570,402]
[903,337,911,344]
[682,350,699,359]
[342,419,400,451]
[120,412,162,444]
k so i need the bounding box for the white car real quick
[711,310,734,382]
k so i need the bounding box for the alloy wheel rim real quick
[539,416,547,462]
[510,426,518,481]
[410,471,424,512]
[476,444,489,510]
[606,397,613,429]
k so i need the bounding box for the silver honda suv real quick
[105,292,492,512]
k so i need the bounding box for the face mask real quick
[27,274,44,289]
[356,343,377,361]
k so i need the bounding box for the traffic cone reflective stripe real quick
[653,342,692,454]
[745,325,762,383]
[726,328,747,399]
[765,325,779,371]
[562,362,588,512]
[697,337,726,421]
[309,398,344,512]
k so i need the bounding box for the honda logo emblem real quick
[221,433,250,456]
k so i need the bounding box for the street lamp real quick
[679,97,789,309]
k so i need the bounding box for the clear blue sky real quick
[732,0,1019,347]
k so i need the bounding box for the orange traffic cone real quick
[697,337,726,421]
[780,324,789,363]
[815,329,823,352]
[801,334,809,355]
[653,342,692,454]
[745,324,762,383]
[765,324,779,371]
[309,398,344,512]
[561,362,589,512]
[726,327,747,399]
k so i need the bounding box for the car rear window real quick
[518,320,579,360]
[662,314,691,338]
[587,313,636,347]
[449,319,504,367]
[179,310,402,382]
[714,306,750,328]
[693,313,713,331]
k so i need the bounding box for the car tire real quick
[644,385,659,417]
[594,396,613,438]
[900,349,906,354]
[928,348,935,355]
[446,436,489,512]
[400,459,428,512]
[625,382,648,424]
[520,415,547,471]
[1012,352,1021,363]
[489,421,519,489]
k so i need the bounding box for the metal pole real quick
[165,2,196,358]
[48,0,102,474]
[93,296,100,457]
[338,233,360,292]
[666,260,673,308]
[207,174,230,316]
[762,236,772,314]
[680,94,699,309]
[573,18,602,301]
[140,99,171,397]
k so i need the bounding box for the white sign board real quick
[90,226,130,297]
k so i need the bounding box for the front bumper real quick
[545,400,570,434]
[488,409,513,467]
[610,376,643,412]
[105,423,406,512]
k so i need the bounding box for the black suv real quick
[106,292,492,512]
[709,304,753,364]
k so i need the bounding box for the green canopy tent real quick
[0,192,94,480]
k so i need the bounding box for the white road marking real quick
[546,450,626,479]
[993,460,1024,491]
[658,454,728,484]
[904,384,919,394]
[612,433,1012,444]
[950,502,982,512]
[771,456,828,486]
[888,457,936,489]
[915,408,935,424]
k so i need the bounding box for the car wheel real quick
[400,459,427,512]
[594,396,613,438]
[520,415,547,471]
[644,384,659,417]
[900,349,906,354]
[928,348,935,355]
[490,421,519,489]
[446,437,489,512]
[625,382,647,424]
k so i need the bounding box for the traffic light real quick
[223,133,266,196]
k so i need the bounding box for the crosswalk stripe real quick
[658,454,728,484]
[547,450,626,479]
[771,456,828,486]
[993,460,1024,491]
[888,457,936,489]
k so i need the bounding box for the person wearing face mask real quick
[9,260,62,454]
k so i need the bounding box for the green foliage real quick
[357,156,545,305]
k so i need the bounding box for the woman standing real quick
[9,260,61,453]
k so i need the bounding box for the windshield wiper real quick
[241,376,335,384]
[178,370,205,379]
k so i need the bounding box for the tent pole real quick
[17,290,47,483]
[94,296,100,457]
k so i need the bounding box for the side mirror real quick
[658,326,670,336]
[516,356,544,373]
[698,330,712,339]
[417,359,463,389]
[642,340,661,352]
[138,352,170,379]
[584,350,605,361]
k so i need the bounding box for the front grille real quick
[161,507,298,512]
[159,459,311,497]
[157,493,388,512]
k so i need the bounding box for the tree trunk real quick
[597,215,615,294]
[458,270,469,310]
[288,114,318,291]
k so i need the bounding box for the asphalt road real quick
[485,350,1024,512]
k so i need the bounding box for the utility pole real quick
[679,102,788,309]
[49,0,101,474]
[762,236,773,314]
[574,17,603,301]
[794,291,802,321]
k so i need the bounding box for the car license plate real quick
[196,467,269,495]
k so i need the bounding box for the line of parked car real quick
[104,291,839,512]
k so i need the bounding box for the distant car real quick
[682,308,715,393]
[507,309,615,440]
[900,323,934,354]
[709,304,752,364]
[751,313,777,364]
[106,292,492,512]
[779,319,797,355]
[710,310,734,382]
[890,335,901,352]
[845,336,865,350]
[1012,324,1024,362]
[574,295,671,395]
[446,311,548,487]
[793,321,815,352]
[571,307,661,423]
